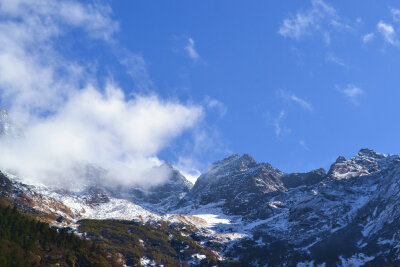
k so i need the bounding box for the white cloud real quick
[337,84,365,105]
[265,111,292,138]
[377,21,398,46]
[273,111,286,137]
[277,90,313,111]
[175,157,201,184]
[204,97,227,117]
[0,0,204,189]
[299,140,310,150]
[391,8,400,22]
[325,53,348,68]
[278,0,351,41]
[117,48,154,91]
[362,32,375,43]
[291,95,313,111]
[0,0,118,40]
[1,87,203,188]
[185,37,200,62]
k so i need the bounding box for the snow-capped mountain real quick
[178,153,326,220]
[223,149,400,266]
[175,149,400,266]
[178,153,287,219]
[3,147,400,266]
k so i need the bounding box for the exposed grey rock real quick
[280,168,326,189]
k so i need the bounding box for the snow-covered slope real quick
[224,149,400,266]
[3,148,400,266]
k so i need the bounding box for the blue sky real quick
[108,0,400,173]
[1,0,400,185]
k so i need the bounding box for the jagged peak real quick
[335,156,346,163]
[154,163,193,187]
[211,153,257,169]
[355,148,386,159]
[240,153,256,162]
[327,149,396,180]
[212,153,240,165]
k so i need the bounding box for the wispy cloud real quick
[299,140,310,150]
[377,21,398,46]
[277,90,313,111]
[117,48,154,91]
[362,32,375,43]
[372,7,400,47]
[391,7,400,22]
[323,32,331,45]
[278,0,352,42]
[325,53,348,68]
[337,84,365,105]
[266,111,291,137]
[185,37,200,62]
[273,111,286,136]
[204,96,227,118]
[174,157,201,184]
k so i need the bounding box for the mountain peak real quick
[335,156,347,163]
[328,148,391,180]
[356,148,385,159]
[240,153,255,161]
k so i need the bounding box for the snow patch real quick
[338,254,374,267]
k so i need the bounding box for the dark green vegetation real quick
[0,196,244,266]
[78,219,220,266]
[0,198,122,266]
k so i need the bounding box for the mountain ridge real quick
[2,146,400,266]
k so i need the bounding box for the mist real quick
[0,0,203,189]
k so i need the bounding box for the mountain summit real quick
[179,153,325,219]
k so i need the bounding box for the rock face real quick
[280,168,326,189]
[173,149,400,265]
[179,154,325,220]
[0,171,13,198]
[223,149,400,266]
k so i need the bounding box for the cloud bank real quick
[0,0,203,189]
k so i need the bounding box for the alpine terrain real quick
[1,113,400,266]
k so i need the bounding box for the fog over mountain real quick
[0,0,204,189]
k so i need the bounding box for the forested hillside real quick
[0,198,120,266]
